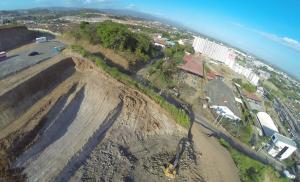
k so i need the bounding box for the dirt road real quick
[192,124,240,182]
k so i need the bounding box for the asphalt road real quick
[0,41,65,79]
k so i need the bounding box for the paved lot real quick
[204,79,242,118]
[0,41,64,79]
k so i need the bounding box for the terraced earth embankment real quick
[0,55,205,181]
[0,25,38,51]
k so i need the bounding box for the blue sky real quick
[1,0,300,79]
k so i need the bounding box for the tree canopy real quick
[70,21,159,66]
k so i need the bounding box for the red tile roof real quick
[207,71,223,80]
[179,55,204,77]
[154,39,166,45]
[183,55,193,62]
[243,92,262,102]
[206,72,214,80]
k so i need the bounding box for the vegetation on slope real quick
[147,44,192,89]
[233,78,256,93]
[219,139,290,182]
[71,45,190,128]
[70,21,160,68]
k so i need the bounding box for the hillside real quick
[0,54,191,181]
[0,52,240,181]
[0,25,38,51]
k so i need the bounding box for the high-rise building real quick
[193,36,236,67]
[193,36,260,86]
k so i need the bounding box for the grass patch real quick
[219,139,290,182]
[233,78,256,93]
[238,122,253,144]
[149,71,176,89]
[71,45,190,128]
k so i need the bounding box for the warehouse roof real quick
[273,133,297,148]
[257,112,279,136]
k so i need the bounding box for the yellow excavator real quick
[163,138,189,179]
[163,163,176,179]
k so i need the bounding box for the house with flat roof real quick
[267,132,297,160]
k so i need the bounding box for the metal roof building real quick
[267,132,297,160]
[257,112,279,136]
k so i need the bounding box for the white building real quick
[210,105,241,121]
[232,64,260,86]
[243,68,252,78]
[154,42,165,48]
[193,36,260,86]
[267,132,297,160]
[248,72,260,86]
[257,112,279,136]
[258,70,271,80]
[257,87,264,95]
[36,37,47,43]
[178,39,184,45]
[193,36,236,66]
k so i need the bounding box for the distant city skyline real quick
[1,0,300,79]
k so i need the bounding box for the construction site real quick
[0,26,241,182]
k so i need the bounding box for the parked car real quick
[0,51,7,61]
[28,51,40,56]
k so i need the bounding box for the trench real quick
[0,58,76,130]
[55,99,124,181]
[13,85,85,168]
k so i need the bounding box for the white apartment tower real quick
[193,36,260,86]
[193,36,236,67]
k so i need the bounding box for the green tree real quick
[184,45,195,54]
[71,20,159,67]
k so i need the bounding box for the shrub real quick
[219,139,289,182]
[69,20,159,67]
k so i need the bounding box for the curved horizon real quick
[1,0,300,79]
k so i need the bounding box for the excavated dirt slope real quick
[0,26,38,51]
[0,54,240,182]
[0,56,204,181]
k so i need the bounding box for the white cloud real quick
[281,37,300,51]
[230,22,300,52]
[258,32,300,51]
[283,37,300,45]
[125,3,136,9]
[34,0,112,4]
[84,0,107,4]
